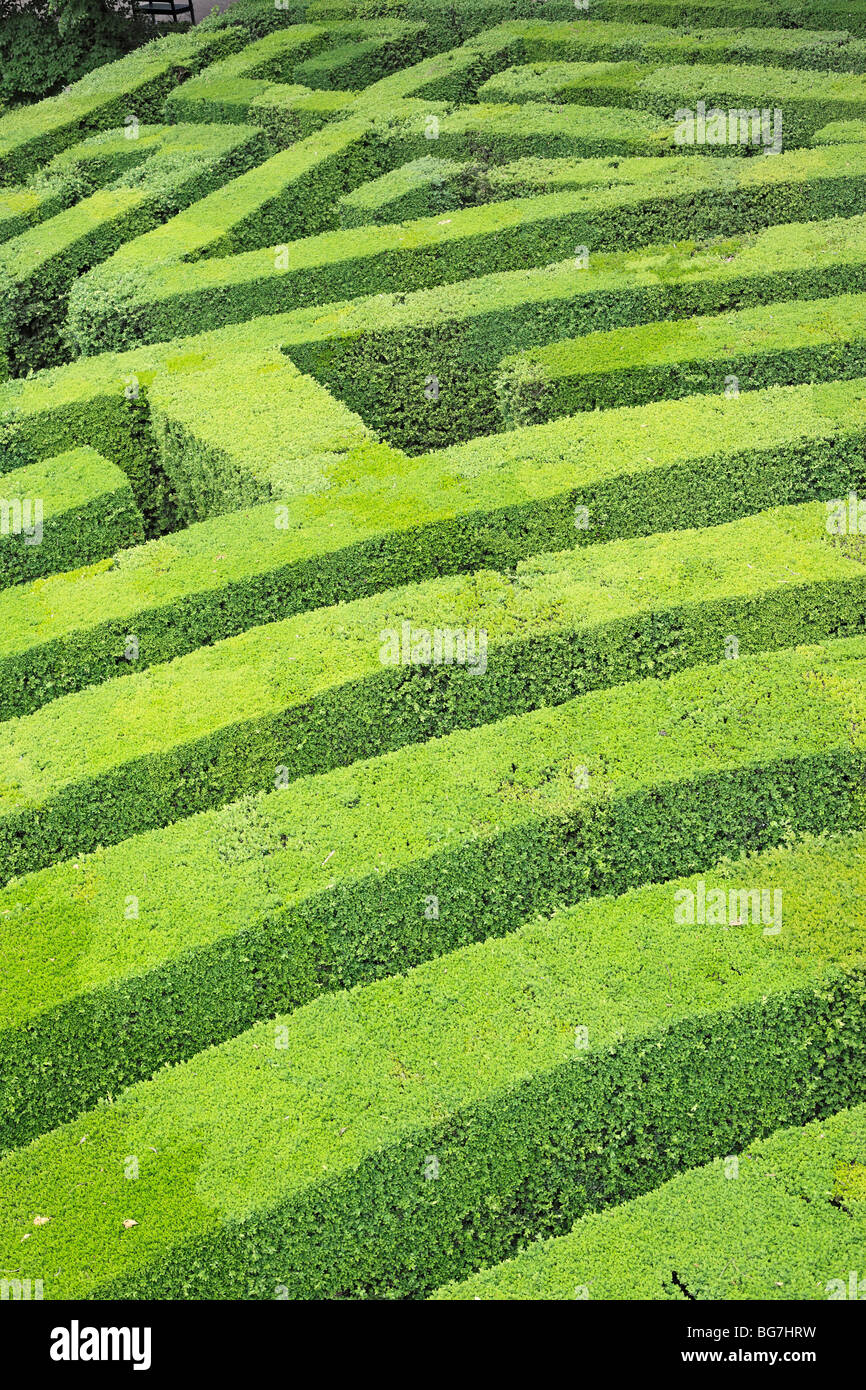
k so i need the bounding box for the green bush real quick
[434,1104,866,1299]
[2,635,866,1148]
[1,827,864,1294]
[0,1,151,111]
[494,292,866,424]
[67,141,866,357]
[0,446,142,587]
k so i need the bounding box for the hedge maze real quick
[0,0,865,1302]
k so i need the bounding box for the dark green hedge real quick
[0,446,143,587]
[1,825,864,1294]
[434,1102,866,1299]
[0,2,151,111]
[2,637,866,1148]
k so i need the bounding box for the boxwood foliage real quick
[2,366,866,719]
[0,24,242,183]
[0,121,267,378]
[433,1103,866,1300]
[2,636,866,1148]
[493,292,866,425]
[2,492,866,860]
[68,139,866,356]
[0,829,864,1295]
[0,446,142,588]
[479,60,866,147]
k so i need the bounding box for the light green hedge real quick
[0,25,243,184]
[280,209,866,449]
[1,636,866,1148]
[67,141,866,356]
[3,368,866,719]
[163,23,334,125]
[480,60,866,147]
[0,447,143,589]
[200,0,866,43]
[434,1104,866,1299]
[494,291,866,424]
[3,493,866,872]
[0,826,864,1293]
[514,17,866,73]
[0,121,266,378]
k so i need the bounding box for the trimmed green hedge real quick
[3,368,866,719]
[0,447,142,589]
[494,291,866,424]
[2,635,866,1149]
[335,148,678,227]
[433,1104,866,1299]
[3,494,866,876]
[480,60,866,148]
[163,23,334,125]
[0,25,242,184]
[164,20,429,128]
[0,121,266,378]
[281,209,866,449]
[1,825,864,1293]
[513,18,866,74]
[68,141,866,356]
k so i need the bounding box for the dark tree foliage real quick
[0,1,153,109]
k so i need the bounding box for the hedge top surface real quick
[0,493,859,820]
[66,139,866,357]
[497,289,866,381]
[0,27,239,180]
[0,448,132,523]
[2,632,866,1026]
[1,368,864,675]
[432,1101,866,1300]
[1,823,864,1298]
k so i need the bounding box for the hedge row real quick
[480,60,866,148]
[281,208,866,449]
[198,0,866,43]
[3,491,865,878]
[340,13,866,110]
[512,18,866,74]
[0,632,864,1137]
[164,23,333,127]
[203,0,866,44]
[10,207,866,480]
[65,110,422,290]
[495,291,866,425]
[67,141,866,355]
[3,369,866,720]
[0,25,242,184]
[0,121,266,378]
[246,85,355,146]
[0,447,143,590]
[334,147,683,227]
[292,25,430,91]
[0,124,160,246]
[434,1103,866,1299]
[164,20,429,128]
[1,822,864,1292]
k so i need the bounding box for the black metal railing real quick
[133,1,196,22]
